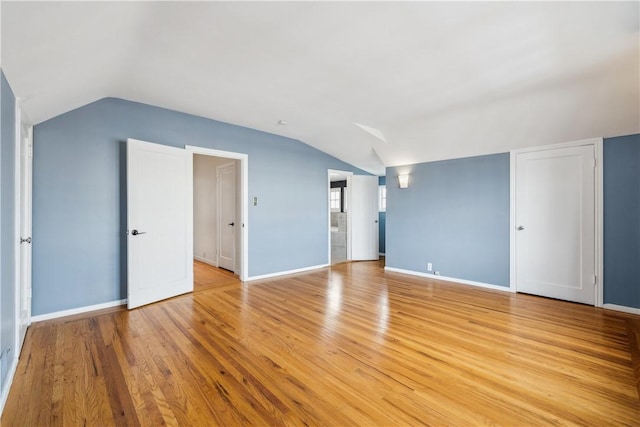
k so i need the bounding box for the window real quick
[330,188,342,212]
[379,185,386,212]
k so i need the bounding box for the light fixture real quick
[398,174,409,189]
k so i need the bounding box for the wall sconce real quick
[398,174,409,189]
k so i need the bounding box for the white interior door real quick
[127,139,193,309]
[18,126,32,344]
[350,175,379,261]
[217,162,236,272]
[515,144,596,304]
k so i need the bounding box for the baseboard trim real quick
[31,299,128,323]
[603,304,640,315]
[194,256,218,267]
[384,267,512,293]
[246,264,329,282]
[0,354,18,415]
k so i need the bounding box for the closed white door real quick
[350,175,379,261]
[217,162,236,272]
[127,139,193,309]
[18,127,33,345]
[515,144,596,304]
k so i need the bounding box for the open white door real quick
[17,126,32,345]
[350,175,379,261]
[127,139,193,309]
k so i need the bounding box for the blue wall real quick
[603,134,640,308]
[378,176,386,254]
[32,98,367,316]
[386,153,511,286]
[0,70,17,389]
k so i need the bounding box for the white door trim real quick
[327,169,353,264]
[510,137,603,306]
[186,146,248,281]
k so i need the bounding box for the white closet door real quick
[515,144,596,304]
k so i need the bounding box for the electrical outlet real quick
[427,262,432,271]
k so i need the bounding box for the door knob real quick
[228,222,235,226]
[131,229,146,236]
[20,237,31,244]
[517,226,525,231]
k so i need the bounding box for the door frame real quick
[187,146,248,281]
[328,169,353,264]
[509,137,603,307]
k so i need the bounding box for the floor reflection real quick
[322,272,344,335]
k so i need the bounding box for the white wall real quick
[193,155,231,266]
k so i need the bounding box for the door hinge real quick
[592,158,596,168]
[593,274,597,285]
[29,143,33,158]
[28,288,32,299]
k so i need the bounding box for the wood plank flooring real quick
[3,260,639,426]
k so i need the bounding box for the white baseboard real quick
[384,267,512,293]
[0,354,18,415]
[194,256,217,267]
[603,303,640,315]
[246,264,329,282]
[31,299,127,323]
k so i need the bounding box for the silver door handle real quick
[131,229,146,236]
[517,226,525,231]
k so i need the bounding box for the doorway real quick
[193,155,239,274]
[126,142,248,309]
[188,146,248,281]
[511,138,603,306]
[329,170,351,265]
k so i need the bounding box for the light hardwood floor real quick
[3,260,639,426]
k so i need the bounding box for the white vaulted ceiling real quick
[2,1,638,175]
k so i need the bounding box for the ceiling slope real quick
[2,1,638,174]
